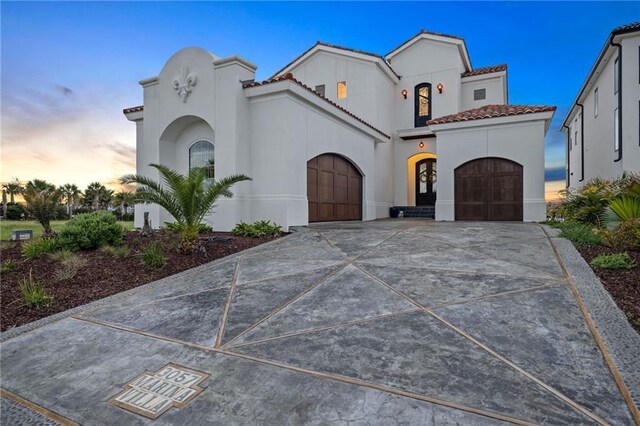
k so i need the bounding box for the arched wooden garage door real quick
[307,154,362,222]
[455,158,523,221]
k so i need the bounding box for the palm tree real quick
[99,189,114,210]
[83,182,107,211]
[112,191,135,219]
[121,164,251,251]
[60,183,82,219]
[23,186,63,238]
[25,179,55,192]
[3,178,23,204]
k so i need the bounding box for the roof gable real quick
[385,30,472,72]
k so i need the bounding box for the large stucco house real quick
[562,22,640,189]
[124,30,555,231]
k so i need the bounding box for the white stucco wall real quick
[432,116,548,222]
[565,32,640,189]
[461,74,506,110]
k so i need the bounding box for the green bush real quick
[19,270,52,308]
[5,203,27,220]
[590,252,637,270]
[141,241,167,269]
[22,238,60,259]
[1,259,16,274]
[101,245,130,257]
[599,218,640,251]
[163,222,212,233]
[232,220,282,238]
[59,211,124,251]
[557,222,602,247]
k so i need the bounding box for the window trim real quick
[414,82,432,127]
[188,139,215,180]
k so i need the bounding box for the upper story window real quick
[614,58,619,94]
[614,108,620,152]
[189,140,215,179]
[315,84,326,97]
[414,82,432,127]
[337,81,347,99]
[474,88,486,101]
[594,88,599,117]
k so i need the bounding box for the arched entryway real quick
[455,158,523,221]
[307,153,362,222]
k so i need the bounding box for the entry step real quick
[390,206,435,219]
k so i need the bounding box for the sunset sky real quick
[1,2,637,201]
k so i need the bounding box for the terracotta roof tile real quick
[427,104,556,125]
[244,73,390,139]
[123,105,143,114]
[461,64,507,77]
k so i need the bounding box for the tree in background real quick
[83,182,108,211]
[25,179,56,193]
[121,164,251,252]
[60,183,82,219]
[112,191,135,219]
[3,178,24,204]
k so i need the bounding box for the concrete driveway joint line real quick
[542,225,640,423]
[2,220,638,425]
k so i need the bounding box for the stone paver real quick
[0,220,637,425]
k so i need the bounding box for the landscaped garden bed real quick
[0,229,278,332]
[546,173,640,334]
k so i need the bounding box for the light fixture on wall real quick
[418,141,425,149]
[401,89,408,99]
[436,83,444,94]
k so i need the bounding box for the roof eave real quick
[386,32,472,72]
[429,110,555,133]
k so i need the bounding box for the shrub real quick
[22,186,64,238]
[163,222,212,233]
[590,252,637,270]
[598,218,640,251]
[53,204,69,220]
[232,220,283,238]
[1,259,16,274]
[141,241,167,269]
[5,203,27,220]
[19,270,52,308]
[603,197,640,229]
[59,211,124,251]
[557,222,602,247]
[54,263,79,281]
[101,245,130,257]
[22,238,60,259]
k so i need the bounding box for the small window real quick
[614,58,619,94]
[569,133,572,151]
[414,82,432,127]
[574,130,578,146]
[594,88,598,117]
[337,81,347,99]
[473,88,486,101]
[189,140,215,179]
[315,84,325,97]
[614,108,620,152]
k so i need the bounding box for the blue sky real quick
[1,1,638,198]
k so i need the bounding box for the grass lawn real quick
[0,220,134,241]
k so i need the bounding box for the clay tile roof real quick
[461,64,507,78]
[244,73,390,139]
[612,21,640,34]
[123,105,143,114]
[427,104,556,126]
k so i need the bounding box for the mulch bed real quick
[0,230,279,332]
[578,246,640,334]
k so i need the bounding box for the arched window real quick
[189,140,215,179]
[414,83,432,127]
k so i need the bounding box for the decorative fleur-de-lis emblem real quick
[173,65,197,102]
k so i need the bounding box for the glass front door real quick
[416,158,436,205]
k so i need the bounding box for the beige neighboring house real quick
[124,30,555,231]
[562,22,640,189]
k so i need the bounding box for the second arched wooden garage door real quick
[307,154,362,222]
[455,158,523,221]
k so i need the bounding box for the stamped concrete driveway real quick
[1,220,636,425]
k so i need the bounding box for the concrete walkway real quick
[1,220,637,425]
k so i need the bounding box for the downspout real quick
[576,102,585,182]
[610,38,622,162]
[562,124,571,187]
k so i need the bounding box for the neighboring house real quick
[124,30,555,231]
[562,22,640,189]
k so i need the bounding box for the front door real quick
[416,158,436,205]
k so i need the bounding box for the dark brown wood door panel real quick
[455,158,523,221]
[307,154,362,222]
